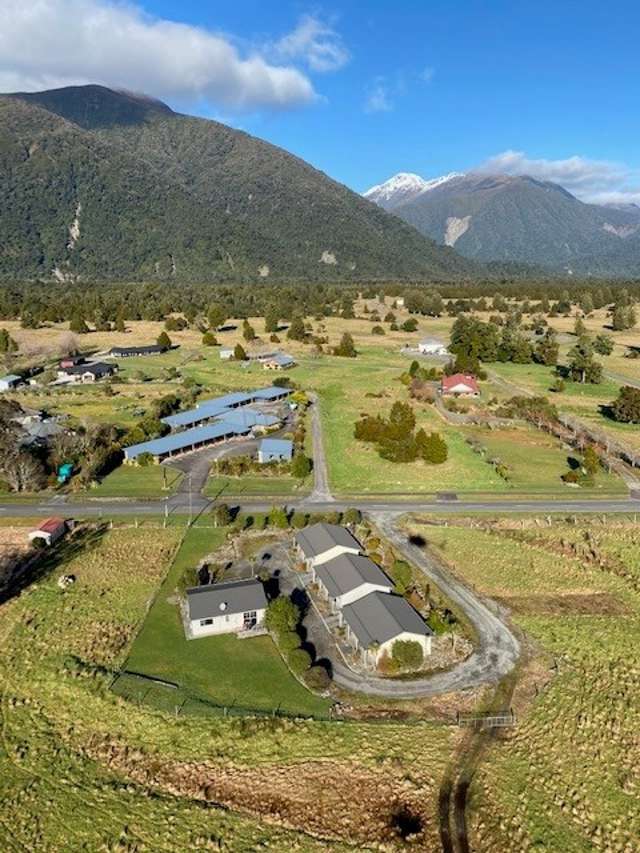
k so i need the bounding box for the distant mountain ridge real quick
[365,170,640,275]
[0,84,479,282]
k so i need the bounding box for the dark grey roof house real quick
[294,523,362,567]
[314,553,394,608]
[186,578,268,638]
[340,591,433,665]
[107,344,168,357]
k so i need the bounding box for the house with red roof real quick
[28,518,68,547]
[440,373,480,397]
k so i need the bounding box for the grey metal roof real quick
[220,408,281,429]
[124,420,249,459]
[162,403,232,429]
[108,344,166,356]
[64,361,114,376]
[252,386,292,400]
[258,438,293,459]
[341,591,432,648]
[294,523,361,559]
[315,554,393,598]
[187,579,267,620]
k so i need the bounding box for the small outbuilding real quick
[219,348,234,360]
[340,591,433,666]
[185,578,267,638]
[294,523,362,569]
[0,374,21,393]
[257,438,293,464]
[313,553,394,611]
[418,338,449,356]
[440,373,480,397]
[29,517,68,547]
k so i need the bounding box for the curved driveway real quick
[326,511,520,698]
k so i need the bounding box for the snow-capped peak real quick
[364,171,463,210]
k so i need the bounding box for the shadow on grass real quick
[0,524,108,605]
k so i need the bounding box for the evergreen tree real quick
[334,332,357,357]
[69,313,89,334]
[157,331,172,348]
[287,315,307,341]
[534,328,559,366]
[233,343,247,360]
[567,337,602,384]
[593,334,614,356]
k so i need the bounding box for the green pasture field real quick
[81,463,184,498]
[205,474,310,498]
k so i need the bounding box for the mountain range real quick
[365,172,640,276]
[0,85,477,283]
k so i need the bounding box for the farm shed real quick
[0,374,21,392]
[106,345,168,357]
[29,518,68,547]
[186,579,267,638]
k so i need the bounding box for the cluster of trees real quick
[354,401,448,464]
[0,328,18,354]
[212,452,312,481]
[562,446,602,487]
[211,504,362,532]
[608,386,640,424]
[264,596,330,690]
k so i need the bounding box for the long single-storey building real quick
[161,386,292,431]
[106,344,168,358]
[313,553,394,611]
[339,591,433,666]
[257,438,293,463]
[186,579,267,638]
[294,523,362,569]
[124,421,250,462]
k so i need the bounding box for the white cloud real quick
[420,66,435,83]
[0,0,317,110]
[477,149,640,203]
[364,79,393,113]
[273,14,349,73]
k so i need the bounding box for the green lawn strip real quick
[205,475,310,498]
[77,464,183,498]
[124,527,330,717]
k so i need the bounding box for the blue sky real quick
[3,0,640,201]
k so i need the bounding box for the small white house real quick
[257,438,293,464]
[418,338,449,356]
[29,517,68,547]
[219,348,234,360]
[294,523,362,570]
[313,553,394,611]
[0,374,21,393]
[340,591,433,667]
[186,578,267,639]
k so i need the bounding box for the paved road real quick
[1,495,639,517]
[308,394,333,503]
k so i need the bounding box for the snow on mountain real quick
[364,171,462,211]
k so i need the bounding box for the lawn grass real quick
[205,474,310,498]
[83,463,183,498]
[124,527,331,717]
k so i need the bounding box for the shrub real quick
[136,452,154,467]
[157,331,172,348]
[291,454,312,480]
[202,331,218,346]
[371,325,385,336]
[342,507,362,526]
[609,385,640,423]
[278,631,301,654]
[287,648,312,675]
[392,640,424,670]
[390,560,413,596]
[290,511,308,529]
[268,506,289,528]
[304,665,331,691]
[265,597,300,635]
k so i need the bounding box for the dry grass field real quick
[406,514,640,852]
[0,522,462,850]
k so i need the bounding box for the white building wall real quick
[335,582,393,609]
[307,544,362,569]
[376,630,432,664]
[189,607,266,638]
